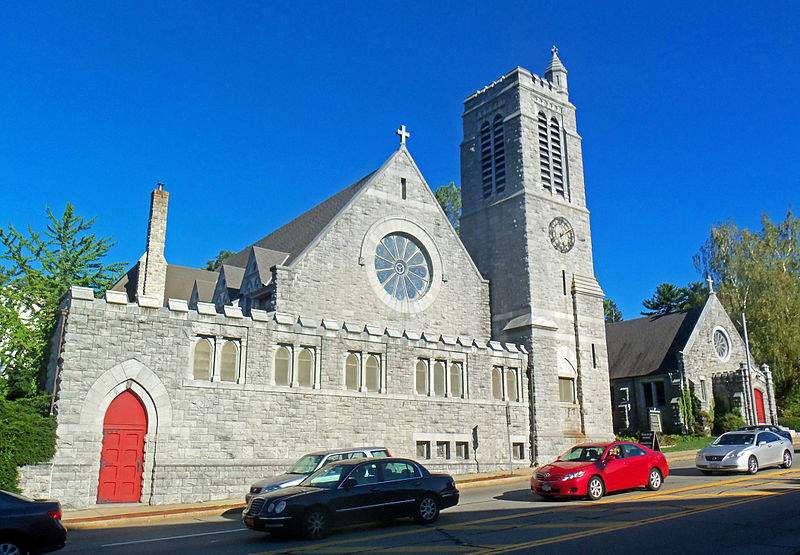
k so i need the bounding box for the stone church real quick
[20,50,614,509]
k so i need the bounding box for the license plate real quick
[542,484,552,492]
[709,462,720,468]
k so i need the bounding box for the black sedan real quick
[0,490,66,554]
[242,457,459,539]
[738,425,793,442]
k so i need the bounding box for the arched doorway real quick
[97,390,147,503]
[754,389,766,425]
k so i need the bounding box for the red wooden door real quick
[97,390,147,503]
[754,389,766,425]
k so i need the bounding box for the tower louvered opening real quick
[550,118,564,197]
[480,121,493,198]
[492,115,505,193]
[538,112,551,191]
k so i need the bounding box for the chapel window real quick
[193,338,213,380]
[492,367,503,400]
[433,361,446,396]
[480,115,505,198]
[345,353,359,391]
[365,355,380,392]
[275,346,291,386]
[297,348,314,387]
[415,360,428,395]
[506,368,518,402]
[559,377,576,403]
[449,362,463,398]
[219,340,239,382]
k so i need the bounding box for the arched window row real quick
[491,365,521,402]
[345,351,383,393]
[537,111,567,199]
[192,336,242,383]
[415,358,466,399]
[479,114,506,199]
[274,345,317,388]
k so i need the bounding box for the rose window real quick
[374,233,431,301]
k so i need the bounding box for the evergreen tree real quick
[641,283,690,315]
[205,250,235,271]
[435,182,461,234]
[603,298,623,322]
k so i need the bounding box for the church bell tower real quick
[460,48,614,462]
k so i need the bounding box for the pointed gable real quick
[606,307,702,379]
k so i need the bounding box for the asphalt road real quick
[60,459,800,554]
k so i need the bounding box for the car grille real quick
[705,455,724,462]
[535,472,563,481]
[247,498,265,516]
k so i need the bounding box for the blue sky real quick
[1,1,798,319]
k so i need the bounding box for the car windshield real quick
[300,463,351,488]
[288,454,325,474]
[559,446,603,462]
[715,433,755,445]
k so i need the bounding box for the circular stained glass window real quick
[374,233,431,301]
[713,329,730,360]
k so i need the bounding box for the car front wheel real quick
[414,494,440,524]
[301,507,330,540]
[747,455,759,474]
[647,468,663,491]
[782,450,793,469]
[587,476,605,500]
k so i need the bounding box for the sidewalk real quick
[61,449,698,530]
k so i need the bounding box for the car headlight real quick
[267,502,274,513]
[724,451,741,460]
[275,501,287,514]
[562,471,585,481]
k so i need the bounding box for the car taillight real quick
[47,508,62,520]
[386,450,392,457]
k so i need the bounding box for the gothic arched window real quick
[219,340,238,382]
[275,346,291,386]
[538,112,551,192]
[193,338,212,380]
[492,367,503,400]
[479,115,505,198]
[450,362,463,398]
[345,353,359,390]
[433,361,446,396]
[506,368,518,402]
[365,355,380,392]
[492,115,505,193]
[480,121,493,198]
[415,360,428,395]
[550,117,564,197]
[297,348,313,387]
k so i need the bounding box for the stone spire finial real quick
[545,46,568,93]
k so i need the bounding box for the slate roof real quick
[220,264,245,290]
[192,279,216,303]
[223,170,377,268]
[605,307,702,379]
[250,246,290,285]
[111,263,219,305]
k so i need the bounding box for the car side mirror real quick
[605,454,617,462]
[342,478,357,489]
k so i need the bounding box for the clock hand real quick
[560,227,574,237]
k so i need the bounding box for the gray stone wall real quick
[20,288,528,509]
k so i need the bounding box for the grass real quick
[658,435,715,452]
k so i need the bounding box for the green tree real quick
[0,204,125,399]
[694,209,800,399]
[684,281,709,310]
[205,250,235,271]
[604,298,623,322]
[641,283,690,315]
[435,182,461,234]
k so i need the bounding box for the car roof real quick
[319,457,416,468]
[303,447,389,456]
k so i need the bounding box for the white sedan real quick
[696,430,793,474]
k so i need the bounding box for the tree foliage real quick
[0,204,125,399]
[641,282,708,315]
[435,182,461,234]
[694,209,800,399]
[0,395,57,491]
[603,298,623,322]
[205,250,235,271]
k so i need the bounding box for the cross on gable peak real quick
[706,275,715,293]
[396,124,410,147]
[551,45,558,55]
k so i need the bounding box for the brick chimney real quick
[136,183,169,304]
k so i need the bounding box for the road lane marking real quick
[470,486,800,553]
[101,527,247,547]
[255,468,800,554]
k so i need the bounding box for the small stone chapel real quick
[21,49,614,509]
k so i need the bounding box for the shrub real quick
[713,412,745,435]
[778,415,800,432]
[0,395,57,491]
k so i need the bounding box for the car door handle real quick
[370,487,381,493]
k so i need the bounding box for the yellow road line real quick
[255,467,800,554]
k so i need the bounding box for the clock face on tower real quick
[548,216,575,253]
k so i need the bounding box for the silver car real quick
[696,430,793,474]
[246,447,391,503]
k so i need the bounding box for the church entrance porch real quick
[97,390,147,503]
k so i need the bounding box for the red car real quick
[530,441,669,500]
